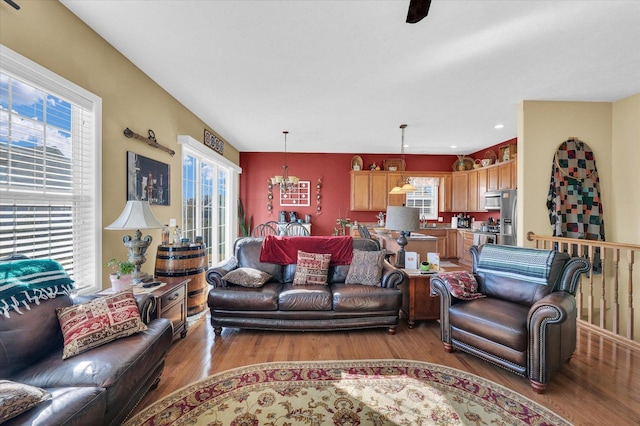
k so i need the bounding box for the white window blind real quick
[0,45,102,293]
[406,177,439,220]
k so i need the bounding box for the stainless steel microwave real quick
[484,190,501,211]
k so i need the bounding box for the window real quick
[0,45,102,293]
[178,135,241,265]
[405,177,439,220]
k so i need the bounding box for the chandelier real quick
[271,130,299,191]
[389,124,416,194]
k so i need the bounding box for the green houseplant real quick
[238,198,253,237]
[106,258,135,291]
[334,217,351,236]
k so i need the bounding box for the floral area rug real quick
[125,359,571,426]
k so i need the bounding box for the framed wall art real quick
[127,151,170,205]
[279,180,311,206]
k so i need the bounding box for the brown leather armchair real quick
[431,244,590,393]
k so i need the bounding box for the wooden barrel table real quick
[155,244,208,317]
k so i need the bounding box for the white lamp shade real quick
[385,206,420,232]
[401,182,417,192]
[105,200,164,230]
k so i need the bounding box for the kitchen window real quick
[405,177,439,220]
[0,46,102,293]
[178,135,241,265]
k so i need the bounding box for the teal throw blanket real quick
[476,245,555,285]
[0,259,75,317]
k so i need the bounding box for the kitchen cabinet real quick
[447,229,457,259]
[351,170,455,212]
[387,172,405,207]
[484,159,517,190]
[422,228,457,258]
[457,229,475,267]
[452,160,516,212]
[451,172,469,212]
[477,168,488,210]
[487,166,499,191]
[456,230,465,260]
[498,161,513,189]
[468,169,479,212]
[438,174,452,212]
[350,171,388,211]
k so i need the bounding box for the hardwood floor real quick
[133,315,640,425]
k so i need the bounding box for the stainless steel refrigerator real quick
[499,189,517,246]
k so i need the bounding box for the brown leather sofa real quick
[0,286,173,425]
[206,237,405,334]
[430,244,590,393]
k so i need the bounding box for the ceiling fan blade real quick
[406,0,431,24]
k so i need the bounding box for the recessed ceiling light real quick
[494,124,505,129]
[450,145,457,149]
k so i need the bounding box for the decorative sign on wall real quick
[204,129,224,155]
[279,181,310,206]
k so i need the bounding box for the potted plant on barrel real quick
[106,258,135,291]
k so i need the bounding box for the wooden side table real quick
[151,278,189,340]
[401,266,459,328]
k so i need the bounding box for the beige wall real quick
[611,93,640,245]
[0,1,239,285]
[518,97,639,246]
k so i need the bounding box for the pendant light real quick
[389,124,416,194]
[270,131,299,191]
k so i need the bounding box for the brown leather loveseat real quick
[430,244,590,393]
[206,236,405,335]
[0,258,173,425]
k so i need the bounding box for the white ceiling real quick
[60,1,640,155]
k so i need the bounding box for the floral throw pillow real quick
[345,250,385,286]
[438,271,486,300]
[0,380,51,423]
[224,267,272,287]
[56,289,147,359]
[293,251,331,285]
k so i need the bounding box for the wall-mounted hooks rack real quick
[123,128,175,156]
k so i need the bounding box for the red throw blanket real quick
[259,235,353,265]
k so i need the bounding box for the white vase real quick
[109,274,133,292]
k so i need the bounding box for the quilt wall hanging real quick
[547,138,605,270]
[547,138,605,241]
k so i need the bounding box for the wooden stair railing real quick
[527,232,639,347]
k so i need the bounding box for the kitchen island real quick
[375,232,439,264]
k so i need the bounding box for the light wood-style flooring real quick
[133,316,640,425]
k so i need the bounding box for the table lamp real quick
[105,200,164,281]
[385,206,420,268]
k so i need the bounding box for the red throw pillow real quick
[56,289,147,359]
[438,271,486,301]
[293,250,331,285]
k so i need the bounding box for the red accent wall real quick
[239,139,516,236]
